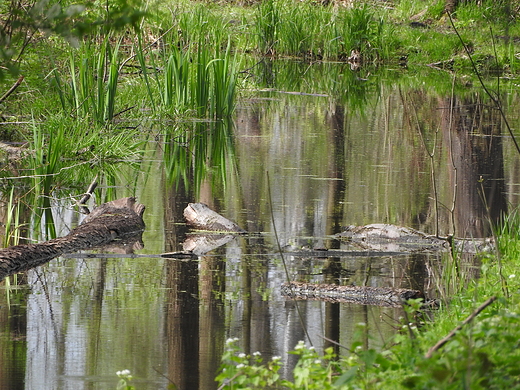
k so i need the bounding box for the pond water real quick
[1,63,520,389]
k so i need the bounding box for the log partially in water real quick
[281,282,424,307]
[336,224,494,254]
[0,197,145,280]
[183,203,246,233]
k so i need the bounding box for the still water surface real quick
[1,64,519,389]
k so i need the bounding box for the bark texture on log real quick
[281,282,424,307]
[183,203,246,233]
[0,197,145,280]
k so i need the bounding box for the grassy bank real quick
[216,213,520,389]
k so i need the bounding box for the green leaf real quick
[334,366,357,387]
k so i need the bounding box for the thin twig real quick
[78,177,98,205]
[407,92,440,237]
[448,12,520,156]
[447,75,458,237]
[319,335,353,353]
[425,296,497,358]
[0,75,24,104]
[152,366,178,387]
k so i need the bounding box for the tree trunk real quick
[0,197,145,280]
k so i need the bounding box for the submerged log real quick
[183,203,246,233]
[281,281,424,307]
[0,197,145,280]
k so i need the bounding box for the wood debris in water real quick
[281,281,424,307]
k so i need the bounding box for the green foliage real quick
[0,115,144,239]
[153,40,238,118]
[217,339,342,389]
[338,5,385,59]
[216,338,283,389]
[176,5,232,50]
[252,1,389,61]
[57,37,122,124]
[0,0,145,80]
[2,187,22,248]
[255,0,280,55]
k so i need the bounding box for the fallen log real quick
[0,197,145,281]
[281,281,424,307]
[336,224,494,254]
[183,203,246,233]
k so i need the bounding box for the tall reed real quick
[176,5,231,50]
[156,41,238,119]
[255,0,280,55]
[210,42,238,118]
[253,1,387,62]
[3,187,22,248]
[63,36,121,124]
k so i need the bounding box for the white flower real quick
[314,359,322,364]
[294,341,306,350]
[236,364,245,369]
[272,356,281,361]
[116,370,132,379]
[309,346,315,351]
[238,353,247,358]
[253,351,262,356]
[226,337,239,345]
[510,274,516,279]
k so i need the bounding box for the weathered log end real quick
[183,203,246,233]
[84,197,146,223]
[281,281,424,307]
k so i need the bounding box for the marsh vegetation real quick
[1,0,520,389]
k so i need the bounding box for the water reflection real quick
[440,94,507,236]
[1,70,518,389]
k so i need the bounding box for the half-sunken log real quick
[281,281,424,307]
[336,224,494,254]
[183,203,246,233]
[0,197,145,280]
